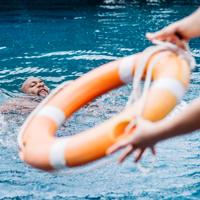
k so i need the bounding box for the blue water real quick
[0,1,200,199]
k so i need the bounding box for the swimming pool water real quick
[0,1,200,199]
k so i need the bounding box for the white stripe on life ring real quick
[118,55,135,84]
[49,138,69,169]
[152,78,186,102]
[37,106,65,127]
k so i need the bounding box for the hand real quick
[146,22,188,49]
[146,8,200,49]
[107,119,157,163]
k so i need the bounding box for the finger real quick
[175,31,184,40]
[134,148,145,163]
[169,35,187,49]
[151,147,156,155]
[146,29,171,41]
[107,139,129,155]
[146,24,178,42]
[146,32,158,40]
[118,145,134,163]
[175,38,187,49]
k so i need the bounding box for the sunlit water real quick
[0,1,200,199]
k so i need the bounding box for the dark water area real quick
[0,0,200,199]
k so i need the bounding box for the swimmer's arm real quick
[0,102,18,113]
[0,99,36,113]
[153,98,200,142]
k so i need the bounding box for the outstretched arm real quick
[108,98,200,163]
[151,98,200,140]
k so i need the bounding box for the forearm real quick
[153,98,200,142]
[178,8,200,39]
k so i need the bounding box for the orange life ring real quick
[18,47,190,171]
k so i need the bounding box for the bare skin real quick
[0,77,49,114]
[146,8,200,49]
[21,77,49,97]
[108,98,200,163]
[108,8,200,163]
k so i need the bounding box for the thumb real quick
[151,146,156,155]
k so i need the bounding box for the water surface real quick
[0,1,200,199]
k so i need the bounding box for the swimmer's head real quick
[21,77,50,97]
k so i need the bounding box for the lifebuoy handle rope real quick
[124,41,195,173]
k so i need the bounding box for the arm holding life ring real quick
[108,98,200,163]
[108,8,200,163]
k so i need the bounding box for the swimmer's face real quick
[22,77,50,97]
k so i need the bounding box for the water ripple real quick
[0,2,200,200]
[67,54,118,60]
[0,46,6,50]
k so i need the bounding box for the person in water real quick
[21,76,50,97]
[108,8,200,163]
[0,77,50,114]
